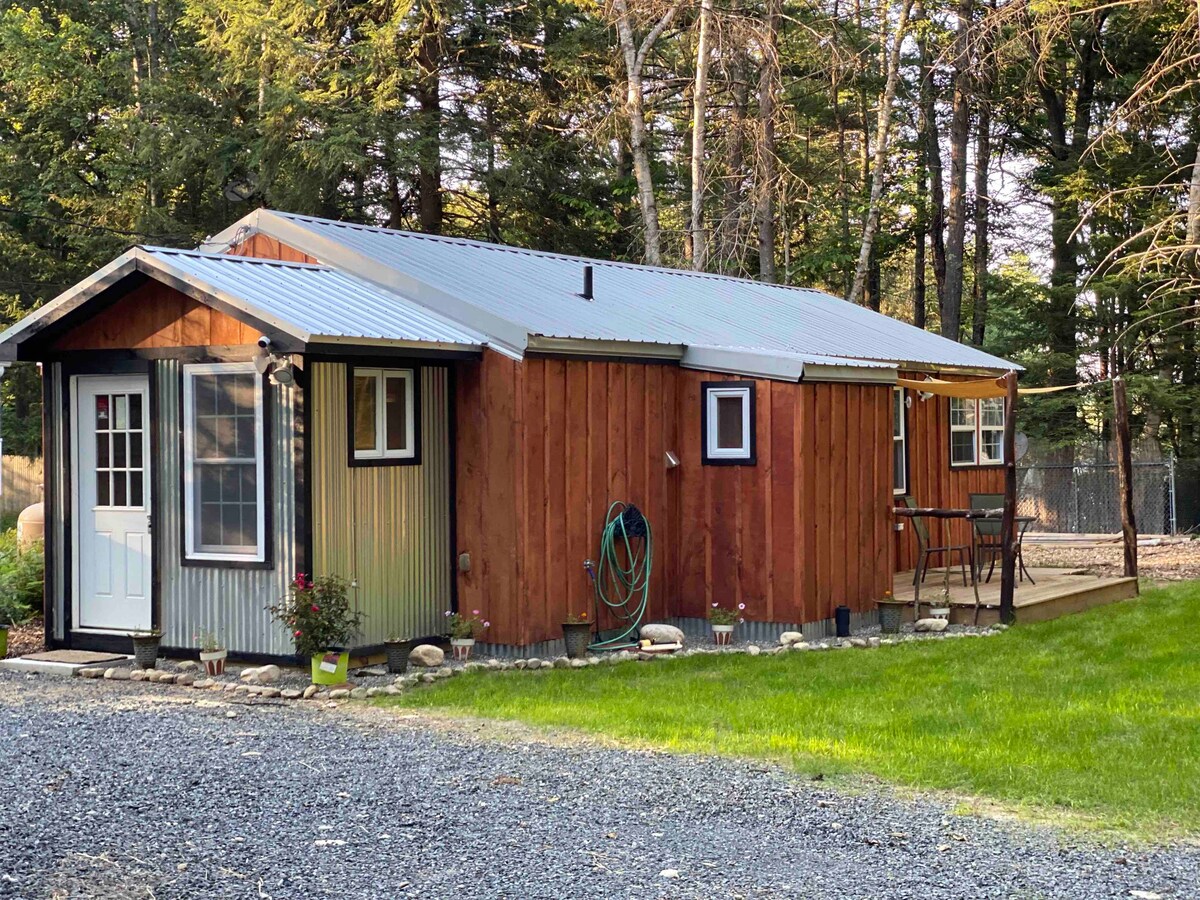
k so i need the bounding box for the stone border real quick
[70,622,1010,704]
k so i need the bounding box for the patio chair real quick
[969,492,1033,584]
[903,496,969,587]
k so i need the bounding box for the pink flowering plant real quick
[268,573,364,659]
[444,608,490,640]
[708,602,746,626]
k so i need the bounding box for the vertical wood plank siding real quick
[309,362,453,645]
[893,372,1006,572]
[455,352,893,646]
[51,280,269,351]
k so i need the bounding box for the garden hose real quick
[585,501,653,651]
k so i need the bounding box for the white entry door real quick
[73,375,152,631]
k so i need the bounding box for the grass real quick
[385,581,1200,840]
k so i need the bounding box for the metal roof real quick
[204,209,1019,374]
[0,246,487,353]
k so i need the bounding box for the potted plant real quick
[195,628,227,676]
[562,612,592,659]
[130,629,162,669]
[708,603,746,646]
[445,609,489,660]
[268,573,364,685]
[877,589,906,634]
[384,635,411,674]
[930,587,952,620]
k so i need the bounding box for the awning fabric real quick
[896,376,1101,399]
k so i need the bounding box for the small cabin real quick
[0,209,1014,659]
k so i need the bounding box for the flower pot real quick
[930,607,951,620]
[877,600,906,635]
[311,650,349,685]
[130,634,161,670]
[200,649,227,676]
[562,622,592,659]
[450,638,475,661]
[712,624,735,646]
[384,640,411,674]
[0,625,8,659]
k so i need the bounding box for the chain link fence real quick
[1016,459,1179,535]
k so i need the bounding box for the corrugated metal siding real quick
[310,362,452,645]
[48,363,66,640]
[156,359,298,656]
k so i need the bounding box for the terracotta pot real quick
[200,649,227,676]
[712,624,735,646]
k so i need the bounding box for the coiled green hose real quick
[588,501,653,650]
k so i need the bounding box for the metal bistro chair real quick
[969,492,1034,584]
[903,496,970,587]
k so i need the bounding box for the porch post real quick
[1112,375,1138,578]
[999,370,1018,625]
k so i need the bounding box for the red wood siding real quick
[455,353,894,646]
[227,233,319,264]
[893,373,1005,572]
[52,281,260,350]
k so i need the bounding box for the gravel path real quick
[1,673,1196,900]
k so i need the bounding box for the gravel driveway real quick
[1,672,1196,900]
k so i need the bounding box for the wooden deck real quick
[891,567,1140,626]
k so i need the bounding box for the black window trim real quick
[701,380,757,466]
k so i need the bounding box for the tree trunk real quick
[718,11,748,272]
[756,0,780,282]
[416,0,443,234]
[847,0,915,304]
[970,75,992,345]
[942,0,973,341]
[918,12,947,313]
[690,0,714,270]
[612,0,684,266]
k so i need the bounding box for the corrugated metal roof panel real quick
[253,211,1018,372]
[141,247,488,348]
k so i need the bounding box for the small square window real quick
[350,367,420,465]
[702,382,755,465]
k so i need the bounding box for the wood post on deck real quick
[1112,376,1138,578]
[999,370,1018,625]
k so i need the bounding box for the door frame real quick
[57,357,160,650]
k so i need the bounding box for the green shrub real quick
[0,530,43,625]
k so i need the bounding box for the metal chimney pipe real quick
[581,265,593,300]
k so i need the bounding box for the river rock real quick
[779,631,804,646]
[639,623,685,645]
[408,644,445,667]
[914,618,949,633]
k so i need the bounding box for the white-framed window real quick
[703,382,755,464]
[352,367,417,463]
[893,387,907,494]
[183,362,266,562]
[950,397,1005,466]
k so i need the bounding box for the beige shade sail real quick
[896,376,1099,399]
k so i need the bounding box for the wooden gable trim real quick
[51,279,271,351]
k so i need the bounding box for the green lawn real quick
[386,581,1200,838]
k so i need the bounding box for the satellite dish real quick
[1014,432,1029,461]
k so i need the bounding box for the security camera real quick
[257,335,272,350]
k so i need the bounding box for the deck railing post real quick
[999,371,1018,625]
